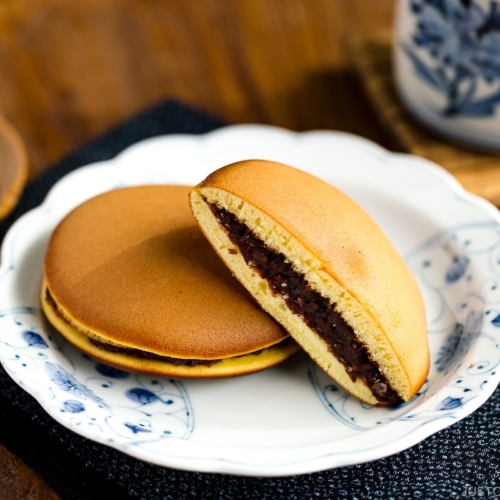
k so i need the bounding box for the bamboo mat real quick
[349,31,500,207]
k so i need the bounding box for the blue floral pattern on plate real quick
[310,222,500,430]
[1,125,500,476]
[0,308,193,444]
[402,0,500,117]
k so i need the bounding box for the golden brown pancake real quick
[41,185,300,378]
[189,160,430,405]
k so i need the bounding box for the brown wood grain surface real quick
[0,1,399,498]
[0,0,396,179]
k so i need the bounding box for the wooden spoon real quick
[0,114,28,221]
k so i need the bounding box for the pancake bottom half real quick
[41,185,300,378]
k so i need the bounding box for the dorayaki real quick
[189,160,430,406]
[41,185,299,378]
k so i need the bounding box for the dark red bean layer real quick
[88,338,221,366]
[209,203,401,406]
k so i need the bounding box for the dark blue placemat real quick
[0,100,499,500]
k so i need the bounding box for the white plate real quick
[1,125,500,476]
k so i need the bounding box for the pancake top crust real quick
[43,185,289,360]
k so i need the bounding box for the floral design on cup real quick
[402,0,500,117]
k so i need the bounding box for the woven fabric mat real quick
[0,99,499,500]
[349,31,500,208]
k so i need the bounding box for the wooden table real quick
[0,0,398,181]
[0,0,482,497]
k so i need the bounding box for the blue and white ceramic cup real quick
[394,0,500,151]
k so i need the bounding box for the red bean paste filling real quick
[88,338,222,367]
[209,203,401,406]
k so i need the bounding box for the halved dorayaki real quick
[41,185,299,378]
[189,160,430,405]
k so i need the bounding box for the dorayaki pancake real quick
[41,185,300,378]
[189,160,430,405]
